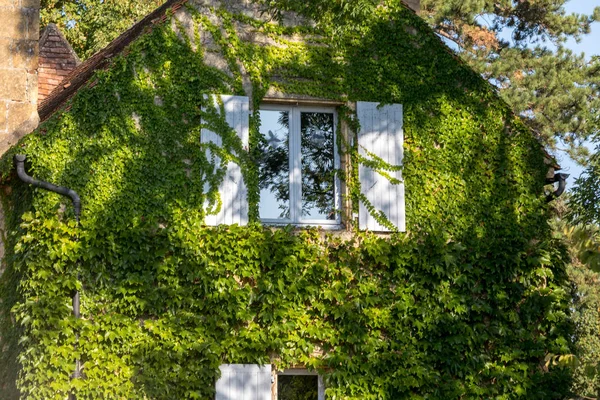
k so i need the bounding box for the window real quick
[215,364,324,400]
[202,95,405,232]
[257,105,340,226]
[276,369,325,400]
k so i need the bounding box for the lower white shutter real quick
[215,364,272,400]
[202,95,249,226]
[357,101,405,232]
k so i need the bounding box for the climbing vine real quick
[0,1,573,399]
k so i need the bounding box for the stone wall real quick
[0,0,40,271]
[0,0,40,156]
[404,0,420,14]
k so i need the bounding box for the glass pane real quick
[300,112,335,220]
[258,110,290,219]
[278,375,318,400]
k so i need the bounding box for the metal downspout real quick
[14,154,82,399]
[546,173,569,202]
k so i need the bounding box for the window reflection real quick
[258,110,290,219]
[278,375,318,400]
[258,108,336,223]
[301,112,335,220]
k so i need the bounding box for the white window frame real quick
[259,104,341,227]
[274,369,325,400]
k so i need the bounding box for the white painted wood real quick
[290,107,302,223]
[216,364,272,400]
[202,95,249,226]
[357,101,405,232]
[279,369,318,375]
[318,375,325,400]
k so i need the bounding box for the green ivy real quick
[0,1,573,399]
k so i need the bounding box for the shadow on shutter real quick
[216,364,272,400]
[357,101,405,232]
[201,95,249,226]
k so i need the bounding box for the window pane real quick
[258,110,290,219]
[300,112,335,220]
[278,375,318,400]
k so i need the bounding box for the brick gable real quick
[38,24,80,103]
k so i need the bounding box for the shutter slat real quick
[357,102,371,230]
[357,101,405,232]
[215,364,272,400]
[224,97,235,225]
[393,105,404,230]
[387,106,397,226]
[236,97,249,225]
[202,95,249,226]
[231,98,241,225]
[239,97,249,225]
[215,366,229,400]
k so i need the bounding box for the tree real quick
[569,151,600,225]
[420,0,600,162]
[552,200,600,398]
[40,0,163,59]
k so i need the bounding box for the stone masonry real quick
[404,0,419,13]
[0,0,40,156]
[0,0,40,267]
[38,23,80,102]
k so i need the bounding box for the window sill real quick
[260,221,344,231]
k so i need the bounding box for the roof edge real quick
[38,0,189,122]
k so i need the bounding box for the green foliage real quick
[569,152,600,226]
[419,0,600,160]
[551,212,600,398]
[568,260,600,398]
[0,1,575,398]
[562,223,600,272]
[0,179,33,399]
[258,0,600,158]
[41,0,164,59]
[41,0,600,160]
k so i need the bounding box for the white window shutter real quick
[202,95,249,226]
[357,101,405,232]
[215,364,272,400]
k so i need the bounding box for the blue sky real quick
[553,0,599,186]
[471,1,599,187]
[447,2,599,187]
[564,0,599,55]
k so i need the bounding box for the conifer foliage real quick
[420,0,600,161]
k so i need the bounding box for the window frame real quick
[258,104,341,228]
[274,369,325,400]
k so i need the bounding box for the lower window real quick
[276,370,325,400]
[215,364,324,400]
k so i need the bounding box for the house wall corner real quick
[0,0,40,157]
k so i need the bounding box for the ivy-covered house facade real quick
[0,0,573,399]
